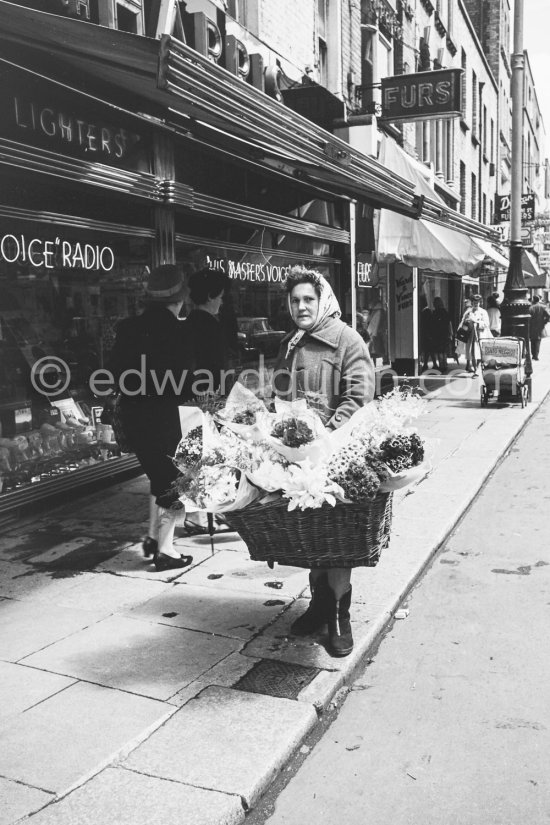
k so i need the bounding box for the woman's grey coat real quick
[273,316,375,429]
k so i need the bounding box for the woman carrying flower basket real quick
[272,266,375,656]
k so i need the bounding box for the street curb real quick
[233,382,550,815]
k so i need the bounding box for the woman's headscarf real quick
[285,273,341,359]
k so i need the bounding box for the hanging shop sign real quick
[0,233,115,271]
[380,68,463,123]
[494,193,535,224]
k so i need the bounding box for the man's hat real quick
[144,265,187,303]
[471,293,482,301]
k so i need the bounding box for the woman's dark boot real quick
[327,586,353,657]
[290,573,329,636]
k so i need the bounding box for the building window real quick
[483,105,487,155]
[445,120,454,183]
[436,0,448,28]
[471,171,477,219]
[490,118,495,162]
[472,71,478,136]
[460,161,466,214]
[96,0,143,33]
[318,0,328,85]
[461,49,467,117]
[482,193,487,225]
[361,28,374,91]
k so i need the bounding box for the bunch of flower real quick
[174,426,203,470]
[177,462,239,510]
[232,407,258,425]
[281,460,344,511]
[328,439,389,502]
[271,417,314,448]
[379,433,424,472]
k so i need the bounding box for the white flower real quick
[281,460,344,511]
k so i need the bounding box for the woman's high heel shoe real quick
[153,552,193,572]
[142,537,158,558]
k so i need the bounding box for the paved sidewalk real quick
[1,348,549,825]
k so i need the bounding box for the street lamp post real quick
[500,0,531,366]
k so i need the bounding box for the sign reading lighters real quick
[380,68,463,122]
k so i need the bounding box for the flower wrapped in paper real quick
[173,384,428,517]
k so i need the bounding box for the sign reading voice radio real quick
[0,234,115,271]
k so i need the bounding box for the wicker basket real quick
[224,492,393,568]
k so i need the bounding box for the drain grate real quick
[234,659,321,700]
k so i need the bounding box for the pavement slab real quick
[168,651,261,707]
[180,549,308,597]
[95,541,215,581]
[0,778,54,825]
[41,572,170,614]
[25,767,245,825]
[0,560,95,602]
[0,600,107,662]
[0,681,171,794]
[124,582,291,640]
[124,686,317,808]
[0,661,75,722]
[21,614,240,700]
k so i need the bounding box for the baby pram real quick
[479,336,529,407]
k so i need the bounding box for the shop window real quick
[0,219,151,496]
[175,235,344,372]
[356,284,389,368]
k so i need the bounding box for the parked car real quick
[237,317,286,358]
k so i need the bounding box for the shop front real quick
[2,2,427,519]
[373,134,504,375]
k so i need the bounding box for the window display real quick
[176,233,344,370]
[0,219,151,495]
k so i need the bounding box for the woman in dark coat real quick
[108,265,194,571]
[185,269,229,396]
[273,266,375,657]
[431,296,452,373]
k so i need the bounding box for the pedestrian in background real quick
[529,295,550,361]
[431,296,453,373]
[419,295,436,372]
[185,269,229,395]
[273,265,374,657]
[460,294,491,376]
[487,293,502,337]
[456,297,472,368]
[107,265,194,571]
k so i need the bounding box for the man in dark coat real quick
[529,296,550,360]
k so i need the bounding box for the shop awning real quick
[0,1,424,218]
[377,213,487,276]
[376,135,500,272]
[472,238,509,268]
[522,248,548,287]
